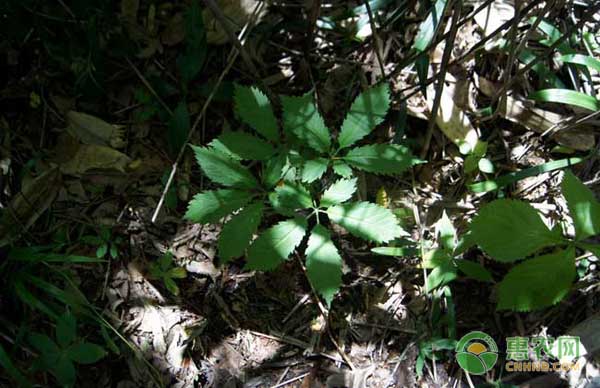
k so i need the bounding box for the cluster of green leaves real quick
[28,311,106,387]
[470,171,600,311]
[82,226,122,259]
[148,252,187,296]
[185,82,422,305]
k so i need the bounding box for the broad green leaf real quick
[561,170,600,240]
[305,225,343,306]
[338,83,391,148]
[478,158,494,173]
[426,261,457,292]
[177,0,206,84]
[301,158,329,183]
[274,181,313,210]
[268,191,295,217]
[54,358,76,387]
[342,144,421,175]
[332,160,354,177]
[191,145,258,188]
[216,131,276,160]
[29,333,60,358]
[455,260,493,282]
[281,92,331,153]
[184,189,253,223]
[234,85,278,141]
[469,157,584,193]
[168,101,190,155]
[246,218,307,270]
[95,244,107,259]
[559,54,600,72]
[528,89,600,111]
[67,343,107,364]
[470,199,559,262]
[320,178,357,207]
[327,202,405,242]
[422,249,452,269]
[164,277,180,295]
[413,0,447,52]
[497,248,575,311]
[56,311,77,348]
[218,202,264,262]
[436,211,456,251]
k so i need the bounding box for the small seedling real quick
[148,252,187,296]
[29,311,106,387]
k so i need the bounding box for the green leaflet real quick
[281,92,331,153]
[305,225,343,306]
[168,101,190,155]
[246,218,307,270]
[301,158,329,183]
[426,261,457,292]
[274,181,313,210]
[436,211,456,251]
[413,0,447,52]
[338,83,391,149]
[320,178,357,207]
[218,202,264,262]
[234,84,279,141]
[342,144,421,175]
[184,189,253,223]
[497,248,575,311]
[455,260,493,283]
[191,145,258,188]
[215,131,276,160]
[470,199,560,262]
[559,54,600,72]
[561,171,600,240]
[332,160,354,178]
[528,89,600,111]
[327,201,405,243]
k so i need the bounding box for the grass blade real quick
[559,54,600,72]
[469,157,585,193]
[528,89,600,111]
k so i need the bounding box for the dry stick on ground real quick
[151,2,265,223]
[126,57,173,116]
[362,0,386,79]
[419,0,463,160]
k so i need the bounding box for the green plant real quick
[185,82,422,305]
[82,227,122,259]
[470,170,600,311]
[28,311,106,387]
[148,252,187,296]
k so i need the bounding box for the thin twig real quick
[270,372,311,388]
[420,0,462,159]
[363,0,386,79]
[126,57,173,115]
[151,2,264,223]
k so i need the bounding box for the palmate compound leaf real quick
[191,145,258,189]
[215,131,276,161]
[497,248,576,311]
[342,144,422,175]
[338,83,391,149]
[281,92,331,153]
[320,178,357,208]
[470,199,560,262]
[184,189,253,223]
[246,217,307,271]
[326,202,406,243]
[561,170,600,240]
[305,225,343,306]
[218,202,264,263]
[233,84,278,141]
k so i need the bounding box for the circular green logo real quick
[455,331,498,375]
